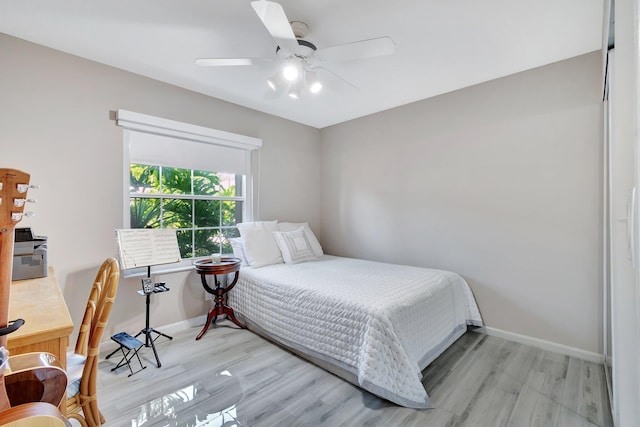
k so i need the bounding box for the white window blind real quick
[127,131,250,175]
[116,109,262,175]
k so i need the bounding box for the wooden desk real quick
[6,267,73,369]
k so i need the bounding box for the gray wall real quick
[0,34,321,341]
[320,52,603,353]
[1,32,604,354]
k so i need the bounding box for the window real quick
[129,164,244,258]
[117,110,262,269]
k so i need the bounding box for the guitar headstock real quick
[0,169,34,235]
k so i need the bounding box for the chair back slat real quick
[68,257,119,427]
[74,285,100,357]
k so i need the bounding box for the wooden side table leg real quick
[195,264,244,339]
[222,305,246,329]
[196,309,217,341]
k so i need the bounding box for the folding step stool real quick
[107,331,146,377]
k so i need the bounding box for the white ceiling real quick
[0,0,603,129]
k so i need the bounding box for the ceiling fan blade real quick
[251,0,299,52]
[316,37,395,62]
[313,65,358,91]
[195,58,274,66]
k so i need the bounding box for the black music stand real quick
[135,266,172,367]
[114,229,182,368]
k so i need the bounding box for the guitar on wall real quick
[0,168,69,426]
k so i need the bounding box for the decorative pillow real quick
[273,227,319,264]
[236,221,283,268]
[278,222,323,257]
[228,237,248,266]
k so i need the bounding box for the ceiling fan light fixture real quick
[197,1,396,105]
[282,64,298,81]
[288,79,302,99]
[309,81,323,94]
[306,70,323,94]
[266,68,290,93]
[266,72,280,91]
[282,58,300,81]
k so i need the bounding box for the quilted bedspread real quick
[227,255,482,408]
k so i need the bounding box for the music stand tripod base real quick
[134,284,173,368]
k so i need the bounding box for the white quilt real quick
[228,255,482,408]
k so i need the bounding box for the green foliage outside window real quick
[129,164,243,258]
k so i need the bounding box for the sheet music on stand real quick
[115,229,181,270]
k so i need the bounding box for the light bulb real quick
[305,70,323,94]
[283,63,299,81]
[309,81,322,93]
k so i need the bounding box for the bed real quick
[227,254,482,409]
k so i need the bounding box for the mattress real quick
[227,255,482,408]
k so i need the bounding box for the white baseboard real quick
[478,326,604,364]
[157,314,207,336]
[101,315,207,354]
[100,318,604,365]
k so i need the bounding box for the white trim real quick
[116,109,262,151]
[101,314,207,354]
[479,326,605,364]
[244,153,254,222]
[100,319,605,365]
[121,262,195,278]
[123,128,132,228]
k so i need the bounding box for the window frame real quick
[117,110,261,276]
[129,165,246,258]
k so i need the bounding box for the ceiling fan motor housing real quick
[275,38,317,59]
[290,21,309,38]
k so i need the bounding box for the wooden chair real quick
[65,258,119,427]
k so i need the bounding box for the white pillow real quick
[278,222,323,257]
[228,238,248,266]
[273,228,319,264]
[237,221,283,268]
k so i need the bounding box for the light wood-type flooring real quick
[95,322,613,426]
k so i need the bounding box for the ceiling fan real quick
[195,0,395,99]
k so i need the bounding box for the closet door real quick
[608,0,640,418]
[603,49,613,410]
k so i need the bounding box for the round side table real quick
[194,257,246,340]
